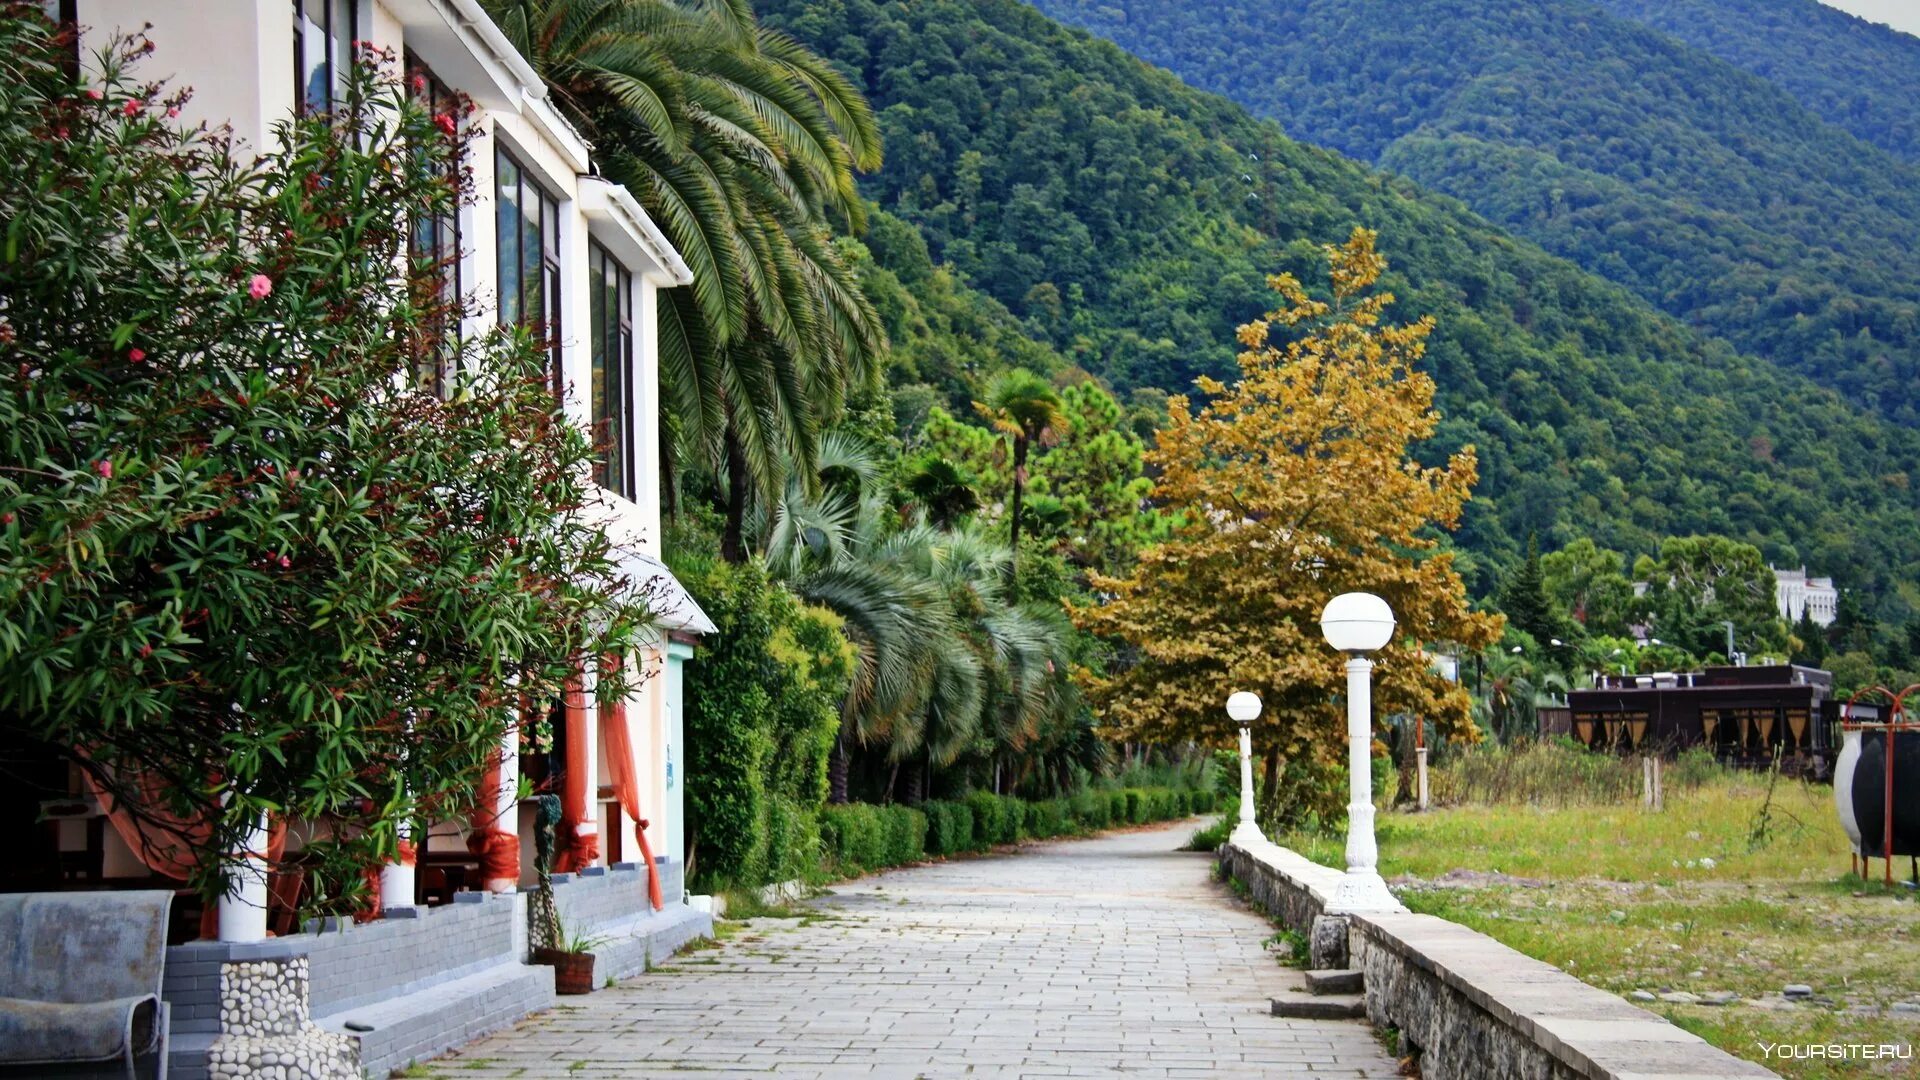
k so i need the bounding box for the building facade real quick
[28,3,714,1075]
[1773,566,1838,627]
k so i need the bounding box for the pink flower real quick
[122,99,142,117]
[137,643,153,658]
[279,555,291,569]
[0,512,14,526]
[166,107,179,119]
[85,87,102,101]
[248,274,273,300]
[128,347,146,363]
[433,113,456,136]
[411,74,426,93]
[93,460,112,479]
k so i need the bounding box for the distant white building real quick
[1774,566,1837,627]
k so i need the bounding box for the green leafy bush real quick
[820,803,884,870]
[0,22,660,907]
[1109,791,1128,824]
[674,529,854,888]
[821,803,929,871]
[922,800,976,855]
[884,806,929,865]
[965,790,1017,846]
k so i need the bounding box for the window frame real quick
[493,144,564,396]
[587,240,636,500]
[406,51,463,397]
[292,0,359,116]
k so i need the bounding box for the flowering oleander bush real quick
[0,10,650,912]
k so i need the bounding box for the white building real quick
[40,3,714,1075]
[1774,566,1837,627]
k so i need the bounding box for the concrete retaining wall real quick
[1220,838,1778,1080]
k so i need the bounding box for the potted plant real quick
[534,920,610,996]
[524,794,609,995]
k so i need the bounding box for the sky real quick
[1817,0,1920,36]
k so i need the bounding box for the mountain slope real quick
[758,0,1920,615]
[1591,0,1920,163]
[1029,0,1920,426]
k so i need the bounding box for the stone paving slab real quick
[431,821,1402,1078]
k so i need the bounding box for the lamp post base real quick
[1230,820,1266,847]
[1326,868,1403,914]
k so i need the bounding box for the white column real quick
[574,664,601,866]
[379,819,416,914]
[490,722,521,893]
[1328,656,1400,914]
[1416,747,1429,811]
[217,813,271,943]
[1232,724,1261,844]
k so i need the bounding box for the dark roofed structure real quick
[1562,664,1873,779]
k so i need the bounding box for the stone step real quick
[1304,968,1364,995]
[1271,991,1365,1020]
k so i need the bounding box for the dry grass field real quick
[1275,743,1919,1079]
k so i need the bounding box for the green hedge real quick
[825,786,1206,873]
[820,803,928,872]
[923,800,975,855]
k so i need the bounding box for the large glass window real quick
[588,242,634,498]
[494,146,563,393]
[292,0,357,115]
[407,52,461,396]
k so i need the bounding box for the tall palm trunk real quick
[722,423,747,563]
[828,735,850,804]
[1008,435,1029,577]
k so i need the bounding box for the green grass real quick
[1275,745,1919,1079]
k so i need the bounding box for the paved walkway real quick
[436,821,1402,1078]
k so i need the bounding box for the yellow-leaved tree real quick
[1072,229,1501,824]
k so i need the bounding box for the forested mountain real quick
[1591,0,1920,163]
[1028,0,1920,426]
[757,0,1920,621]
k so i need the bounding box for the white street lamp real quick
[1226,691,1263,844]
[1319,592,1404,914]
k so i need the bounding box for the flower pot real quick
[533,946,597,995]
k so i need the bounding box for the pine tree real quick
[1499,533,1560,646]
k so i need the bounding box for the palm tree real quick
[901,455,979,530]
[974,369,1068,577]
[763,433,1076,801]
[484,0,885,558]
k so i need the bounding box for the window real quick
[38,1,78,77]
[494,146,563,394]
[588,242,634,498]
[407,52,462,396]
[293,0,357,114]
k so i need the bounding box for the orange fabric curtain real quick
[598,653,664,911]
[465,742,521,892]
[81,763,210,882]
[553,667,600,873]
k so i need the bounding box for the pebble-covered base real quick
[207,1026,359,1080]
[207,956,360,1079]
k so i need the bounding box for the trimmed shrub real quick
[1026,799,1070,839]
[966,790,1022,846]
[923,800,975,855]
[1124,789,1145,823]
[820,803,883,871]
[1191,789,1215,815]
[1109,791,1127,824]
[1071,790,1109,829]
[883,806,928,866]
